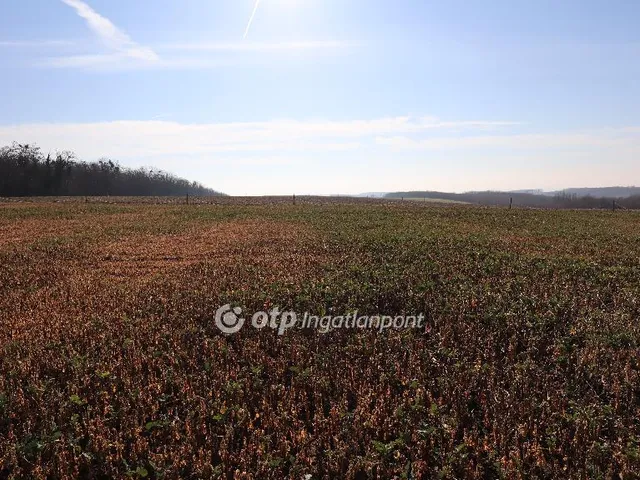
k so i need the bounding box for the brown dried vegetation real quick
[0,199,639,479]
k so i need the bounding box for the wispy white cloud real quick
[40,53,148,70]
[38,55,241,72]
[1,1,353,71]
[375,130,640,151]
[0,40,75,47]
[0,116,516,158]
[52,0,158,68]
[0,117,638,195]
[37,40,356,71]
[160,41,353,52]
[60,0,157,60]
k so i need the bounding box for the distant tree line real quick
[386,190,640,209]
[0,143,224,197]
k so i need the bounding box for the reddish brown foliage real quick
[0,199,639,479]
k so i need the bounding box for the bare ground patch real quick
[0,211,145,250]
[91,219,326,282]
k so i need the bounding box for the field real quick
[384,197,471,205]
[1,198,639,479]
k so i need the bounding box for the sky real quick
[1,0,639,195]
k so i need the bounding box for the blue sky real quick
[1,0,639,195]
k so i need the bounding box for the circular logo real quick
[215,304,245,334]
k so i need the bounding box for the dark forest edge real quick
[386,190,640,209]
[0,143,224,197]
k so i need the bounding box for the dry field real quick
[0,198,639,479]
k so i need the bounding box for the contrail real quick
[244,0,262,39]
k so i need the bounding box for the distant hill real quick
[553,187,640,198]
[385,190,640,209]
[506,187,640,198]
